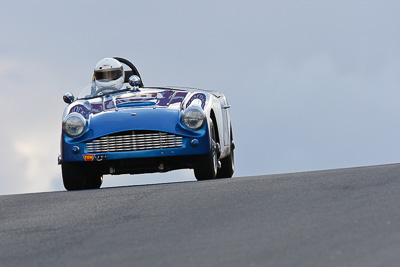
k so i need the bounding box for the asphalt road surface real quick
[1,164,400,266]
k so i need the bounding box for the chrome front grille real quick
[86,131,183,153]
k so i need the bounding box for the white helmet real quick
[93,58,125,91]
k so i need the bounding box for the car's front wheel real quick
[62,162,103,191]
[216,125,234,178]
[194,119,218,180]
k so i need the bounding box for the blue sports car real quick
[59,57,234,190]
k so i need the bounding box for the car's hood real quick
[63,88,208,142]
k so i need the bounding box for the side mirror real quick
[128,75,141,88]
[63,92,75,104]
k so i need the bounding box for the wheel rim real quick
[231,145,235,171]
[212,141,218,175]
[211,122,218,176]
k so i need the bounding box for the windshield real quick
[77,82,133,99]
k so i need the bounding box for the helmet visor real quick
[94,68,123,81]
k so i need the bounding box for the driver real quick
[93,58,125,94]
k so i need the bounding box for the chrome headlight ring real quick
[62,113,87,138]
[182,106,206,130]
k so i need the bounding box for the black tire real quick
[62,162,103,191]
[216,125,234,178]
[194,119,218,180]
[85,175,103,190]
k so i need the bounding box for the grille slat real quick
[86,131,183,153]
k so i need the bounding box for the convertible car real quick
[59,57,234,190]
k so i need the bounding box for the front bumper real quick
[61,132,210,163]
[60,132,210,176]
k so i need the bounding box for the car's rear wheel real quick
[62,162,103,191]
[194,119,218,180]
[216,125,234,178]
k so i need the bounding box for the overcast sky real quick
[1,0,399,195]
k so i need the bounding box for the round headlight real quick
[182,106,206,130]
[62,113,86,137]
